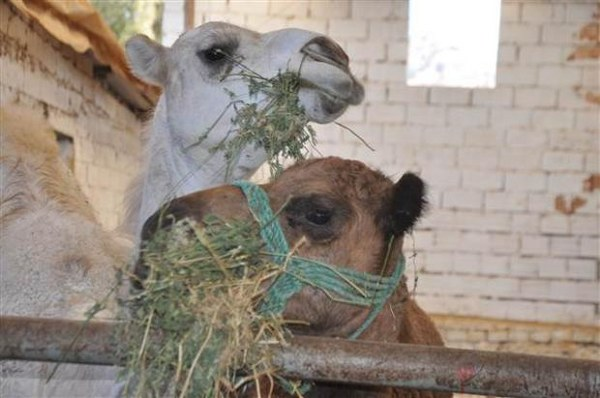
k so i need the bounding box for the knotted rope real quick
[233,181,405,339]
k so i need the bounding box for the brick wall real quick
[432,314,599,360]
[189,0,599,329]
[1,1,144,230]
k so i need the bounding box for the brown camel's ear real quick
[125,34,168,86]
[379,172,427,236]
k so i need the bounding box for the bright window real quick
[407,0,501,88]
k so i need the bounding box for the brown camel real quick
[139,156,450,398]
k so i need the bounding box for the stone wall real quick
[433,314,599,359]
[1,0,145,230]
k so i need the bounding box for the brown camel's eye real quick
[306,209,332,225]
[285,195,348,242]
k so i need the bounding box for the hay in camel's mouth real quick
[217,70,316,179]
[120,215,296,397]
[184,69,317,181]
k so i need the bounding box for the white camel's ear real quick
[125,35,168,86]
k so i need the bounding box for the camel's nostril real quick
[301,36,350,70]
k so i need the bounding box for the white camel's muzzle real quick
[294,36,364,123]
[301,37,364,105]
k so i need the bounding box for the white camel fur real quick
[124,22,363,238]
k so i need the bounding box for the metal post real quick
[1,316,599,397]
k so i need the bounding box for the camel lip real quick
[299,77,364,106]
[301,45,348,72]
[298,42,365,106]
[301,36,350,69]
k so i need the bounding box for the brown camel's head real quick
[139,157,427,338]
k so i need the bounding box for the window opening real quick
[407,0,502,88]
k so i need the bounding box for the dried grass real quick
[120,216,291,397]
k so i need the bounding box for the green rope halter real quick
[232,181,405,339]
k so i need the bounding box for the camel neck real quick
[134,99,233,237]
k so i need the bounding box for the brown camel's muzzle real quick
[133,185,254,287]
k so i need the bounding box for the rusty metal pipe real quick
[0,316,120,365]
[274,336,600,397]
[1,316,599,397]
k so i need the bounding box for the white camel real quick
[0,106,129,397]
[123,21,363,238]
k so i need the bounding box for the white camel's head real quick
[126,21,363,154]
[123,22,364,238]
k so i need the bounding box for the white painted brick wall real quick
[497,65,539,86]
[505,172,546,192]
[430,88,471,105]
[458,148,499,169]
[500,24,540,44]
[490,108,532,127]
[540,214,571,234]
[406,105,446,125]
[543,151,585,172]
[447,107,489,127]
[538,66,582,87]
[388,84,429,103]
[462,170,503,190]
[329,19,367,39]
[171,0,599,327]
[473,87,514,106]
[515,87,557,108]
[519,45,565,65]
[485,192,528,212]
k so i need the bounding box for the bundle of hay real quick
[121,216,290,397]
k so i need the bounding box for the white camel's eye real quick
[198,47,228,63]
